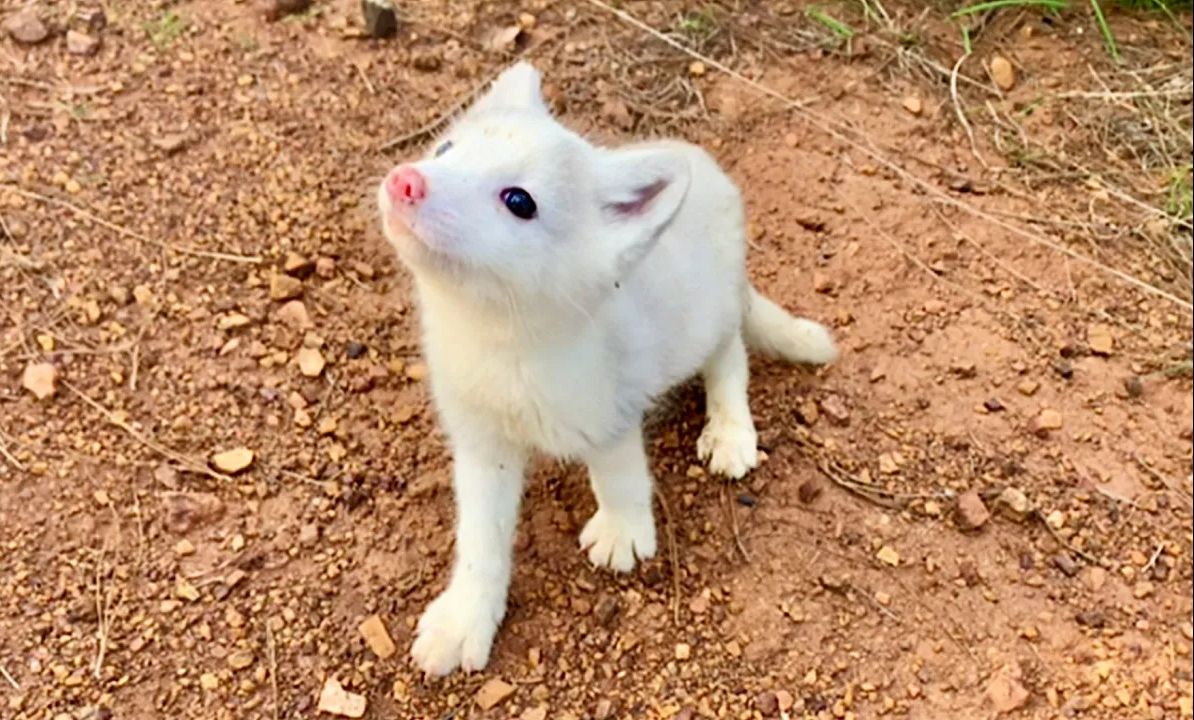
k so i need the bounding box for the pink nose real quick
[386,165,427,204]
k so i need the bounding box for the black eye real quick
[434,140,453,157]
[500,187,537,220]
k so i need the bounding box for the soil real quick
[2,1,1192,719]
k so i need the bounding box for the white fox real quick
[377,61,837,676]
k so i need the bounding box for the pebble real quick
[475,678,515,710]
[876,545,900,567]
[317,677,367,718]
[66,30,100,56]
[345,341,367,359]
[161,492,224,534]
[1123,375,1143,398]
[1052,553,1080,577]
[674,642,692,660]
[199,673,219,690]
[269,272,303,301]
[756,691,779,716]
[1016,379,1040,396]
[995,488,1031,522]
[298,523,319,547]
[819,394,850,425]
[1052,358,1074,379]
[1087,324,1114,355]
[22,362,58,400]
[405,362,429,382]
[901,95,923,116]
[275,300,312,329]
[315,256,337,278]
[296,347,326,377]
[211,447,255,474]
[227,651,254,670]
[3,9,49,44]
[989,55,1016,91]
[173,539,196,557]
[688,60,707,77]
[217,313,252,331]
[1032,409,1063,436]
[986,668,1029,712]
[955,490,991,530]
[358,615,396,659]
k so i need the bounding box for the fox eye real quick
[434,140,453,157]
[500,187,537,220]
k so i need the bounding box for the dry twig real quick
[654,487,683,625]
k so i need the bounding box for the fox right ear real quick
[467,62,548,116]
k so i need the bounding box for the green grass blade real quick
[806,7,856,38]
[951,0,1068,18]
[1090,0,1121,58]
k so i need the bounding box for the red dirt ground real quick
[2,1,1191,719]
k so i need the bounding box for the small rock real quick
[269,272,303,301]
[986,669,1029,713]
[819,394,850,425]
[154,464,179,488]
[275,300,312,329]
[776,690,794,712]
[756,691,780,716]
[296,347,325,377]
[1016,379,1040,396]
[674,642,692,660]
[593,595,620,626]
[227,651,254,670]
[211,447,255,474]
[175,579,201,602]
[1052,358,1073,380]
[517,12,537,30]
[989,55,1016,91]
[173,539,196,557]
[995,488,1031,521]
[283,251,315,278]
[902,95,923,116]
[795,399,819,426]
[217,313,252,331]
[262,0,311,22]
[22,362,58,400]
[688,60,706,77]
[878,452,901,475]
[876,545,900,567]
[345,341,367,359]
[198,673,219,690]
[955,490,990,530]
[298,523,319,547]
[1085,566,1107,592]
[4,9,49,44]
[361,0,398,38]
[1087,324,1114,356]
[983,398,1005,412]
[1052,553,1080,577]
[358,615,396,659]
[1123,375,1143,398]
[475,678,515,710]
[1031,409,1063,436]
[813,272,835,293]
[315,256,336,278]
[783,132,799,148]
[66,30,100,56]
[132,284,154,305]
[317,678,367,719]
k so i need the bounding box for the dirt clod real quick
[317,677,367,718]
[21,362,58,400]
[986,667,1029,713]
[819,394,850,425]
[262,0,311,22]
[358,615,396,659]
[3,9,48,44]
[475,678,516,710]
[955,490,991,530]
[211,447,255,474]
[989,55,1016,91]
[269,272,303,301]
[66,30,100,56]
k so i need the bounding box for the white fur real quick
[378,62,837,676]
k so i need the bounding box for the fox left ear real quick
[467,61,548,116]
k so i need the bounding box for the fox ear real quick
[591,146,691,273]
[467,61,548,116]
